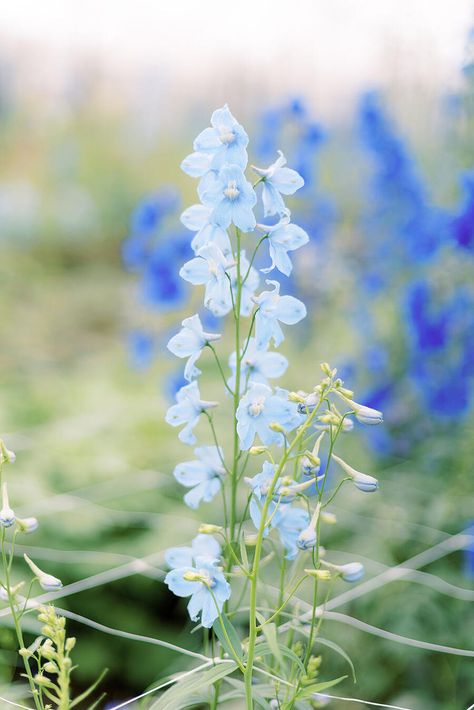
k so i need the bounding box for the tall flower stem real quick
[230,227,242,544]
[1,529,43,710]
[244,397,324,708]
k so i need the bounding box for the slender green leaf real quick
[259,622,284,670]
[70,668,108,708]
[295,674,347,699]
[213,612,244,661]
[314,637,356,682]
[254,642,305,675]
[150,662,237,710]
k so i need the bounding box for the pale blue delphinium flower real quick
[236,383,303,450]
[165,381,218,445]
[228,337,288,390]
[200,164,256,232]
[167,314,221,382]
[228,251,260,316]
[245,461,286,534]
[181,105,249,175]
[179,243,234,317]
[165,534,231,628]
[180,203,232,256]
[272,505,310,560]
[173,446,226,509]
[252,150,304,216]
[257,210,309,276]
[253,280,307,349]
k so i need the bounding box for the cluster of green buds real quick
[33,605,75,707]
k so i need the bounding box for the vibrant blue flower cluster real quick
[351,91,474,449]
[164,105,310,627]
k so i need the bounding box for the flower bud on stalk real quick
[0,482,15,528]
[321,559,365,582]
[332,454,379,492]
[24,555,63,591]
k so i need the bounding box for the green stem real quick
[244,396,324,708]
[207,343,234,397]
[1,529,43,710]
[230,228,243,544]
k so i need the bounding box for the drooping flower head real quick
[167,314,221,382]
[252,150,304,216]
[165,381,218,445]
[258,210,309,276]
[254,280,306,349]
[173,446,226,509]
[164,535,231,628]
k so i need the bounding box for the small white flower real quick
[17,517,39,534]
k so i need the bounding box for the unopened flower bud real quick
[321,511,337,525]
[268,422,285,433]
[249,446,268,455]
[244,533,258,546]
[65,637,76,652]
[288,391,306,403]
[19,648,31,658]
[198,523,223,534]
[43,661,58,674]
[320,362,335,377]
[0,441,16,464]
[297,527,317,550]
[332,454,379,493]
[16,517,39,534]
[0,482,15,528]
[322,560,365,583]
[24,555,63,591]
[336,393,383,425]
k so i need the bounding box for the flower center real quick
[249,395,266,417]
[219,128,236,145]
[224,180,240,201]
[197,568,216,588]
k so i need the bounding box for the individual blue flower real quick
[257,210,309,276]
[182,105,249,173]
[245,461,285,534]
[179,243,233,316]
[167,314,221,381]
[272,505,310,560]
[253,280,306,349]
[173,446,225,509]
[165,381,218,445]
[236,383,303,450]
[228,337,288,390]
[200,164,256,232]
[180,203,232,256]
[252,151,304,216]
[164,534,231,628]
[228,251,260,316]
